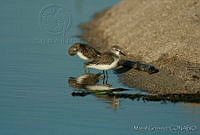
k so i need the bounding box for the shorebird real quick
[84,46,126,75]
[68,43,101,61]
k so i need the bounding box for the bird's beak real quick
[120,51,126,56]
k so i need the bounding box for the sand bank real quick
[81,0,200,94]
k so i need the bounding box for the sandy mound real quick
[81,0,200,94]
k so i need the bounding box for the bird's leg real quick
[106,71,109,84]
[84,67,88,73]
[84,68,87,73]
[103,70,105,84]
[87,68,90,73]
[83,62,90,73]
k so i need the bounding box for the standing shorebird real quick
[84,46,126,82]
[68,43,101,61]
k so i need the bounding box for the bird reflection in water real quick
[68,73,103,89]
[68,72,128,110]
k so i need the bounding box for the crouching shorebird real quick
[84,46,126,81]
[68,43,101,61]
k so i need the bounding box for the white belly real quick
[87,59,119,70]
[77,52,89,60]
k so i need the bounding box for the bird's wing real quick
[88,53,115,65]
[80,44,101,59]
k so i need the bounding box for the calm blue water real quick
[0,0,200,135]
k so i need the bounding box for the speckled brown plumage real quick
[68,43,101,60]
[85,52,116,65]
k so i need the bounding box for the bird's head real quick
[111,45,126,57]
[68,43,81,56]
